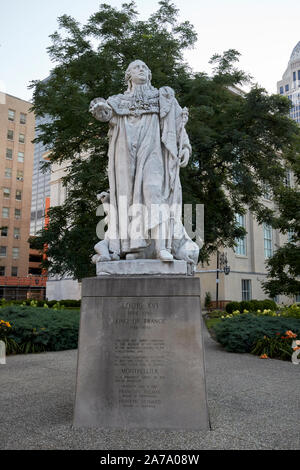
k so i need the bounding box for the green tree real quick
[30,1,300,280]
[262,180,300,298]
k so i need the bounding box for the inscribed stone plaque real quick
[74,276,209,430]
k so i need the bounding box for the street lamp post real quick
[196,252,231,309]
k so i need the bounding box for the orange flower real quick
[260,354,269,359]
[285,330,297,338]
[293,346,300,351]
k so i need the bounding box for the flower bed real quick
[213,313,300,360]
[0,306,80,355]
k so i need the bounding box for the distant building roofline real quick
[3,92,32,105]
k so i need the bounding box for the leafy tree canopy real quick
[29,0,300,281]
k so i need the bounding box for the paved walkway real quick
[0,328,299,450]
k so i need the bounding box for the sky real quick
[1,0,300,101]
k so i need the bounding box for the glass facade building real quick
[30,115,51,236]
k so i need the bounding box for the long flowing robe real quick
[97,85,193,258]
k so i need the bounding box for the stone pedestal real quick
[73,276,209,431]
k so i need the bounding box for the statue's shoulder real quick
[159,86,177,118]
[159,86,175,99]
[107,93,130,115]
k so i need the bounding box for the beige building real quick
[197,210,293,308]
[0,93,35,288]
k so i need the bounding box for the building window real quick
[2,207,9,218]
[235,214,246,256]
[18,152,24,163]
[4,168,12,178]
[20,113,27,125]
[284,170,291,187]
[7,130,14,141]
[296,294,300,303]
[3,188,10,198]
[14,228,20,239]
[264,224,273,259]
[0,246,7,258]
[15,209,21,220]
[0,266,5,276]
[16,190,22,201]
[19,134,25,144]
[6,149,13,160]
[242,279,252,301]
[16,170,23,181]
[1,227,8,237]
[11,266,18,277]
[8,109,15,121]
[280,86,284,94]
[298,70,300,81]
[262,184,272,200]
[293,71,296,81]
[285,84,289,92]
[12,247,19,259]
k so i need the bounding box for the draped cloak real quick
[102,86,192,257]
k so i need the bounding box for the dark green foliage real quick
[239,301,252,312]
[251,335,296,361]
[225,301,240,313]
[2,306,80,354]
[204,292,212,309]
[213,314,300,353]
[225,299,277,313]
[260,299,277,311]
[263,165,300,297]
[248,299,261,312]
[29,1,300,279]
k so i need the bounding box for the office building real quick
[0,93,45,299]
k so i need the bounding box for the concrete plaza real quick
[0,328,299,450]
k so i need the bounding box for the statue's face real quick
[129,61,149,85]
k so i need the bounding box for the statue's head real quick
[125,60,152,89]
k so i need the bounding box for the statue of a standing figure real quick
[90,60,199,265]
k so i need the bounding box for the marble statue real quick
[90,60,199,266]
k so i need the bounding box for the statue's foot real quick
[158,249,174,262]
[99,255,111,262]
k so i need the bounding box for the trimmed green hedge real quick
[0,306,80,353]
[225,299,277,314]
[213,314,300,353]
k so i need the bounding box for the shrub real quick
[2,306,80,354]
[213,314,300,353]
[260,299,277,311]
[225,301,240,314]
[249,299,261,311]
[225,299,277,314]
[204,292,212,310]
[281,304,300,319]
[206,310,224,318]
[240,301,252,312]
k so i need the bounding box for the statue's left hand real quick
[179,148,189,168]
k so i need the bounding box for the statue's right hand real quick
[89,98,111,114]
